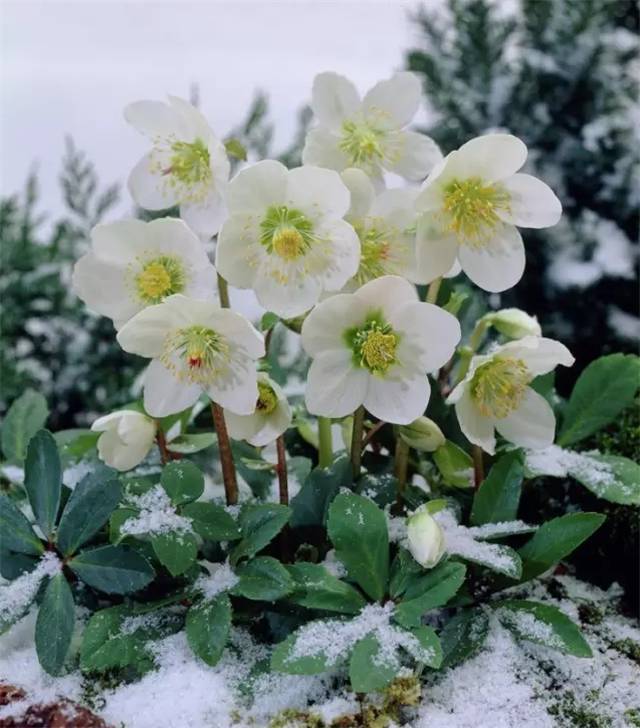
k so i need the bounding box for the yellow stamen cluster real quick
[166,138,211,200]
[162,325,229,386]
[256,382,279,415]
[260,206,315,265]
[135,256,185,304]
[470,356,530,419]
[353,222,407,285]
[353,322,398,375]
[339,120,385,166]
[442,177,510,247]
[272,228,306,261]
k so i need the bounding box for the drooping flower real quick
[215,160,360,318]
[301,275,461,424]
[124,96,230,238]
[447,336,574,454]
[225,373,291,447]
[302,72,441,184]
[340,168,420,287]
[116,294,264,418]
[72,218,216,329]
[406,507,445,569]
[485,308,542,340]
[91,410,157,472]
[399,416,445,453]
[415,134,562,292]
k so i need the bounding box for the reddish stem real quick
[211,402,238,505]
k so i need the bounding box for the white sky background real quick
[1,0,429,220]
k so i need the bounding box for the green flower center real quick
[162,325,229,385]
[442,177,510,247]
[135,256,185,304]
[470,356,530,419]
[256,382,278,415]
[339,120,385,167]
[260,206,315,261]
[169,138,211,188]
[347,317,399,375]
[352,222,406,286]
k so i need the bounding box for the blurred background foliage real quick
[1,0,637,429]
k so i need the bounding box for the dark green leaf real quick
[572,454,640,506]
[395,562,467,628]
[559,354,640,446]
[166,433,216,455]
[410,625,443,668]
[182,502,241,541]
[290,454,352,527]
[69,545,155,594]
[518,512,605,581]
[24,430,61,539]
[186,594,231,666]
[151,531,198,576]
[433,441,474,488]
[109,507,139,543]
[54,429,100,461]
[349,634,397,693]
[1,389,48,462]
[271,627,337,675]
[327,493,389,601]
[497,600,592,657]
[440,609,489,668]
[471,451,524,525]
[230,503,291,564]
[160,461,204,505]
[389,547,423,599]
[56,473,122,556]
[35,574,74,675]
[287,562,366,614]
[232,556,293,601]
[0,550,38,581]
[0,495,43,556]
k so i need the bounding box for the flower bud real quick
[488,308,541,340]
[406,508,446,568]
[91,410,156,472]
[399,417,445,452]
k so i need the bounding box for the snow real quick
[0,552,60,629]
[62,460,94,490]
[120,484,193,537]
[194,560,239,600]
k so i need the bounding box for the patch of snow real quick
[62,460,94,490]
[0,553,60,629]
[120,484,193,537]
[194,561,239,600]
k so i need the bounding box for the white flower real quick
[486,308,542,340]
[301,275,461,424]
[302,72,441,183]
[406,507,445,568]
[340,168,420,287]
[215,160,360,318]
[116,294,264,418]
[225,374,291,447]
[91,410,157,472]
[124,96,230,238]
[447,336,574,454]
[72,218,216,330]
[415,134,562,292]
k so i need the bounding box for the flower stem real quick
[361,419,385,452]
[211,402,238,505]
[155,427,170,465]
[350,405,365,479]
[472,445,485,488]
[426,277,442,304]
[217,272,230,309]
[394,436,410,505]
[275,435,289,505]
[317,416,333,469]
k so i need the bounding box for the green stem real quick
[211,402,238,505]
[394,436,410,505]
[426,277,442,304]
[350,406,365,479]
[217,272,230,309]
[317,416,333,469]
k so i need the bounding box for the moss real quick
[587,396,640,461]
[269,709,324,728]
[578,602,605,626]
[624,707,640,726]
[611,638,640,666]
[547,691,611,728]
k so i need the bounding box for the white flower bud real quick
[399,417,445,452]
[91,410,156,472]
[488,308,541,340]
[406,508,446,568]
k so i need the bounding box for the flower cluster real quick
[73,70,569,479]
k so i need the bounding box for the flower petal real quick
[311,72,361,132]
[216,214,261,288]
[415,215,459,283]
[124,100,184,140]
[364,373,430,425]
[455,134,528,182]
[128,153,179,210]
[208,309,265,359]
[225,410,262,443]
[181,185,228,239]
[206,361,259,416]
[454,390,496,454]
[227,160,288,215]
[253,269,322,319]
[286,166,350,220]
[341,168,375,220]
[302,127,350,171]
[305,350,369,418]
[495,388,555,450]
[143,359,201,418]
[498,173,562,229]
[353,275,418,319]
[301,293,368,356]
[385,131,443,181]
[458,225,525,292]
[362,72,421,129]
[116,300,187,357]
[315,219,361,289]
[394,302,461,372]
[502,336,575,376]
[91,219,151,263]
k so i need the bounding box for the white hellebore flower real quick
[415,134,562,292]
[406,507,446,569]
[225,374,291,447]
[117,294,264,418]
[341,168,421,287]
[447,336,574,454]
[303,72,441,183]
[487,308,542,340]
[124,96,230,238]
[72,218,216,330]
[91,410,156,472]
[216,160,360,318]
[301,275,461,425]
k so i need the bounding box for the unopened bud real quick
[488,308,541,340]
[399,417,445,452]
[406,507,445,568]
